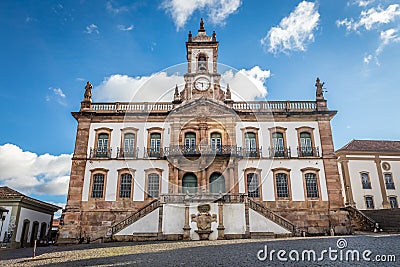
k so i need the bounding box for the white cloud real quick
[46,87,67,106]
[85,24,99,34]
[376,28,400,54]
[363,54,373,64]
[94,66,269,102]
[0,144,71,196]
[94,72,185,102]
[106,1,129,14]
[161,0,241,30]
[337,4,400,32]
[261,1,320,54]
[354,0,375,7]
[221,66,270,100]
[117,24,134,31]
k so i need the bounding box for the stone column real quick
[174,164,179,193]
[157,202,164,240]
[58,116,91,244]
[229,166,234,193]
[217,201,225,239]
[375,156,390,208]
[339,159,355,206]
[318,120,344,209]
[244,196,250,238]
[183,203,191,240]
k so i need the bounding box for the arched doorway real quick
[39,222,47,242]
[30,221,39,247]
[20,219,30,248]
[182,173,198,193]
[210,173,225,194]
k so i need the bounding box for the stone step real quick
[250,232,275,239]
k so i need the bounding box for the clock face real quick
[194,77,211,91]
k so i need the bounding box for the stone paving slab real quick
[0,235,399,266]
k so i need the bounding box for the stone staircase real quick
[248,199,297,236]
[111,199,160,237]
[342,206,376,232]
[362,209,400,233]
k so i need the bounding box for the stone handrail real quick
[343,206,376,231]
[248,198,296,233]
[86,101,317,113]
[111,199,160,235]
[160,193,247,204]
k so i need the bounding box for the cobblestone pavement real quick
[0,234,399,266]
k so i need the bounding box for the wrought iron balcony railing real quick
[163,145,240,157]
[117,147,139,158]
[242,147,262,158]
[297,147,320,157]
[268,147,291,158]
[144,148,164,158]
[90,148,112,158]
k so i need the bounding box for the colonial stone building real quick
[59,20,351,243]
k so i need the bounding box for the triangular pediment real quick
[169,97,237,119]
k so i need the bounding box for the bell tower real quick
[180,19,225,101]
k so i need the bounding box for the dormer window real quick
[197,54,207,72]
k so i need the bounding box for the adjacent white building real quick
[337,140,400,210]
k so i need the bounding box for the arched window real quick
[305,173,319,198]
[210,132,222,153]
[123,133,136,157]
[198,54,207,72]
[247,173,260,198]
[275,173,289,198]
[119,173,133,198]
[91,173,105,198]
[299,132,313,156]
[39,222,47,240]
[97,133,109,157]
[147,173,160,198]
[182,173,198,193]
[184,132,196,153]
[361,173,371,189]
[210,173,225,194]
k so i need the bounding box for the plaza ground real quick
[1,234,399,266]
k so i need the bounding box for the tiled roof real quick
[337,140,400,152]
[0,186,24,198]
[0,186,61,211]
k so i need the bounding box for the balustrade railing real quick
[87,101,317,113]
[160,193,247,204]
[164,145,241,157]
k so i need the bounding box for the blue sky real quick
[0,0,400,208]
